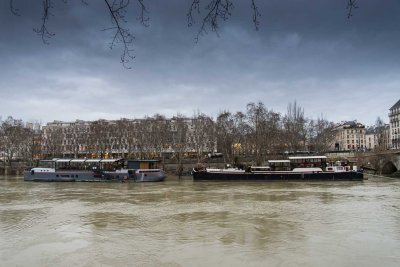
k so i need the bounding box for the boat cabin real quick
[288,156,327,170]
[127,159,161,170]
[40,158,125,171]
[268,160,291,171]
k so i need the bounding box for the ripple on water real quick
[0,208,49,234]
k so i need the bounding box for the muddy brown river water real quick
[1,175,399,267]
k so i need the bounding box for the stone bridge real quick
[326,150,400,174]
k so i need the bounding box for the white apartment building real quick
[389,99,400,149]
[332,121,366,151]
[41,117,216,158]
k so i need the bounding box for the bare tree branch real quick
[187,0,261,42]
[103,0,135,68]
[9,0,20,16]
[347,0,358,18]
[187,0,200,27]
[251,0,260,31]
[33,0,55,45]
[186,0,234,42]
[136,0,150,26]
[9,1,361,68]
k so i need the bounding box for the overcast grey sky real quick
[0,0,399,126]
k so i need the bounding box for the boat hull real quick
[192,171,364,181]
[24,170,166,182]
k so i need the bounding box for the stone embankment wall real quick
[0,162,27,175]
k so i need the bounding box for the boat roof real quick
[70,159,86,163]
[84,159,102,163]
[268,160,290,163]
[100,159,122,163]
[127,159,161,162]
[45,158,124,163]
[56,159,72,163]
[289,156,327,160]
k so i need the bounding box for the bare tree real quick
[306,116,335,153]
[216,111,236,163]
[89,119,110,158]
[114,119,127,158]
[23,121,43,165]
[283,101,307,153]
[42,123,63,158]
[374,117,387,151]
[0,117,29,165]
[246,102,266,164]
[146,114,170,159]
[68,120,89,158]
[192,111,215,162]
[126,119,138,158]
[132,119,148,159]
[231,112,248,157]
[170,115,188,178]
[246,102,282,164]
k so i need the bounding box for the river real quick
[0,175,399,267]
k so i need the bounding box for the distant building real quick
[332,121,366,151]
[365,127,376,150]
[365,125,390,150]
[41,117,216,158]
[389,99,400,149]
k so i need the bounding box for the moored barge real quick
[192,156,363,181]
[24,158,166,182]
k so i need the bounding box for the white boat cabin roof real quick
[288,156,327,160]
[268,160,290,163]
[49,158,124,163]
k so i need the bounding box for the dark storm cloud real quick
[0,0,399,125]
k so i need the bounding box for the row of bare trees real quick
[214,102,336,164]
[0,116,41,166]
[1,101,337,166]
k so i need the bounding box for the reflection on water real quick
[0,175,400,267]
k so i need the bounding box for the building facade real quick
[365,125,390,151]
[389,99,400,149]
[41,117,217,159]
[332,121,366,151]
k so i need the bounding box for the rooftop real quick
[390,99,400,110]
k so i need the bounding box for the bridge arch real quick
[381,161,397,175]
